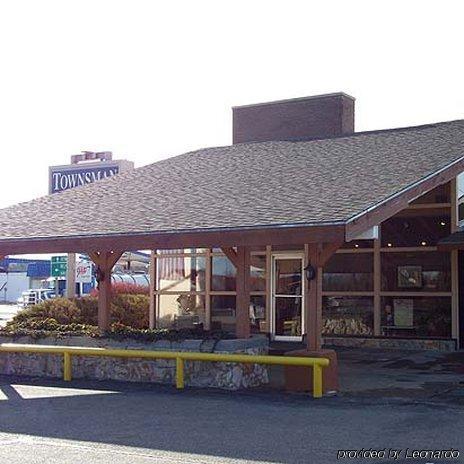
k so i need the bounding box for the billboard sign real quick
[75,262,93,283]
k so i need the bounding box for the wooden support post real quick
[205,248,212,330]
[88,251,123,331]
[305,242,342,351]
[149,250,157,329]
[265,245,272,334]
[66,252,76,298]
[451,179,460,341]
[235,246,251,339]
[305,244,319,351]
[373,236,381,336]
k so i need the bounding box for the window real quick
[250,295,266,333]
[211,295,236,332]
[323,253,373,292]
[322,296,374,336]
[381,251,451,292]
[158,256,206,292]
[158,294,206,329]
[250,254,266,292]
[381,296,451,338]
[211,256,236,291]
[381,215,450,248]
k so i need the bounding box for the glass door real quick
[271,254,304,341]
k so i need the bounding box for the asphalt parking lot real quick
[0,373,463,464]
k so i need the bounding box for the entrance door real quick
[271,254,304,341]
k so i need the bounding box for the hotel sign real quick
[49,159,133,194]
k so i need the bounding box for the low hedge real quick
[1,296,234,342]
[9,295,149,329]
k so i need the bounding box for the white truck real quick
[17,289,56,307]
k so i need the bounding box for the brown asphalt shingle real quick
[1,120,464,240]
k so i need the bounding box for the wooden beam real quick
[235,246,251,338]
[204,248,212,331]
[319,241,343,266]
[345,157,464,241]
[303,241,342,351]
[0,225,346,255]
[450,179,459,341]
[373,236,381,336]
[149,250,157,330]
[305,244,320,350]
[87,250,123,331]
[220,247,239,267]
[264,245,272,334]
[65,253,76,299]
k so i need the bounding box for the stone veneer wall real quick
[0,336,269,390]
[323,336,456,352]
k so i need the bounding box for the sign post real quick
[49,151,134,298]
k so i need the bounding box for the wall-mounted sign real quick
[49,159,134,194]
[76,262,93,283]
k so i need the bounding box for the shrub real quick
[9,294,149,329]
[90,282,149,297]
[73,296,98,325]
[12,298,81,325]
[111,294,149,329]
[0,321,234,342]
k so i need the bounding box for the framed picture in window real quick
[397,266,422,288]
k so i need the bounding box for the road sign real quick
[51,256,67,278]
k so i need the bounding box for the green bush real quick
[111,294,149,329]
[12,298,81,325]
[8,294,148,329]
[1,293,233,342]
[73,296,98,325]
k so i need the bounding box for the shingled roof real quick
[1,120,464,244]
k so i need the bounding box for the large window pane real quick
[381,296,451,338]
[274,297,302,336]
[322,296,374,336]
[250,255,266,292]
[274,259,302,295]
[250,295,267,333]
[158,256,206,292]
[381,251,451,292]
[323,253,373,291]
[381,215,450,248]
[158,294,206,329]
[211,295,236,333]
[211,256,236,291]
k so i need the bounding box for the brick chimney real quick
[232,92,355,144]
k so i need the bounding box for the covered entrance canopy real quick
[1,120,464,350]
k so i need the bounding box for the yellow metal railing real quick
[0,343,329,398]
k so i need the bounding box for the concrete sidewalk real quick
[269,347,464,405]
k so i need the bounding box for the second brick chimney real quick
[232,92,355,144]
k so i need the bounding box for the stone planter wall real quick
[0,336,269,390]
[323,336,456,352]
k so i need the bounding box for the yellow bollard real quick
[176,357,184,389]
[63,352,72,382]
[312,363,323,399]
